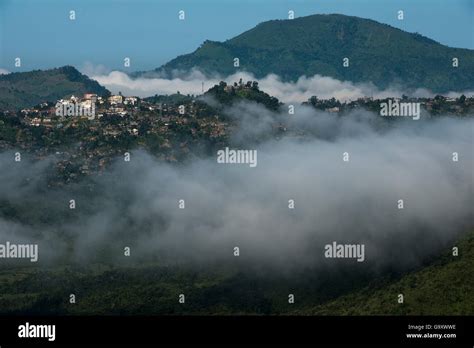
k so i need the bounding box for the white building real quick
[108,95,123,105]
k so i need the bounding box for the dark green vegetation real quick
[143,81,282,112]
[0,66,110,110]
[0,232,471,315]
[296,232,474,315]
[148,14,474,92]
[143,93,194,106]
[204,80,281,111]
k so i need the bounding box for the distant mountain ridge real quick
[0,66,110,110]
[142,14,474,92]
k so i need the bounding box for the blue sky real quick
[0,0,473,72]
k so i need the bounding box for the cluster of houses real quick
[21,93,140,127]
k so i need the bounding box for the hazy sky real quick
[0,0,473,72]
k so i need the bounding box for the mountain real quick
[145,14,474,93]
[0,66,110,110]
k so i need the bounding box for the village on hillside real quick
[0,80,473,183]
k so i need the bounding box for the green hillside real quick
[296,232,474,315]
[0,66,110,110]
[0,232,471,315]
[143,93,194,105]
[149,14,474,92]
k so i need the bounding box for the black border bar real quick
[0,315,472,345]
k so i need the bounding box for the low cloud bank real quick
[0,106,472,272]
[89,68,474,102]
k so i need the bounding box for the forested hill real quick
[0,66,110,110]
[146,14,474,92]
